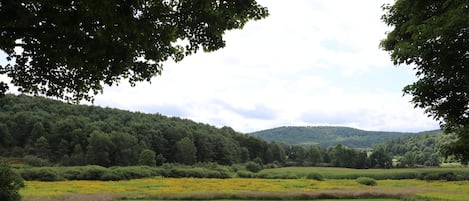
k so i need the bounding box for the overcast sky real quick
[1,0,441,133]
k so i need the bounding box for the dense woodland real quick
[379,132,456,167]
[0,94,278,167]
[0,94,448,169]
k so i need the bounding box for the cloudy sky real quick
[1,0,441,133]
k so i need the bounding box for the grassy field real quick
[123,200,401,201]
[18,167,469,201]
[256,166,469,179]
[21,177,469,201]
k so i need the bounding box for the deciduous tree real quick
[381,0,469,163]
[0,0,268,101]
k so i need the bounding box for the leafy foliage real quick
[245,161,263,173]
[0,0,268,101]
[381,0,469,163]
[0,161,24,201]
[379,131,452,167]
[0,94,278,166]
[138,149,156,167]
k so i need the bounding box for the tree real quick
[86,130,113,167]
[307,145,322,166]
[400,152,417,168]
[33,136,50,159]
[0,161,24,201]
[175,137,197,165]
[0,123,12,147]
[369,147,392,169]
[138,149,156,167]
[0,0,268,101]
[381,0,469,163]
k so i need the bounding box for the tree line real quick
[1,94,398,169]
[379,132,455,167]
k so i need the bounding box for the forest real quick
[0,94,448,170]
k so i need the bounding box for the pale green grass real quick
[258,166,469,179]
[121,200,400,201]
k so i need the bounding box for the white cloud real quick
[1,0,440,133]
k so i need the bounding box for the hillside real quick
[249,126,441,148]
[0,94,277,166]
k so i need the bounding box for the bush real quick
[418,171,461,181]
[20,168,61,181]
[78,165,107,180]
[245,162,263,173]
[61,168,83,180]
[237,171,253,178]
[356,177,377,186]
[100,170,122,181]
[0,161,24,201]
[306,172,324,181]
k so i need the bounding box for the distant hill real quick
[249,126,442,148]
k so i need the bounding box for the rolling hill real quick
[249,126,442,148]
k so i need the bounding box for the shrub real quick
[245,162,263,173]
[0,161,24,201]
[418,171,460,181]
[20,168,61,181]
[61,168,83,180]
[306,172,324,181]
[356,177,377,186]
[79,165,107,180]
[100,170,122,181]
[237,171,253,178]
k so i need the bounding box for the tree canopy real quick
[0,0,268,101]
[381,0,469,163]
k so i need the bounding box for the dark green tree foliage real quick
[0,161,24,201]
[307,145,322,166]
[369,147,392,169]
[269,142,287,163]
[86,131,113,167]
[0,123,12,147]
[1,94,279,167]
[381,0,469,163]
[380,132,449,167]
[138,149,156,167]
[0,0,268,101]
[175,137,197,165]
[33,136,50,159]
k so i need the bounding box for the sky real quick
[0,0,441,133]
